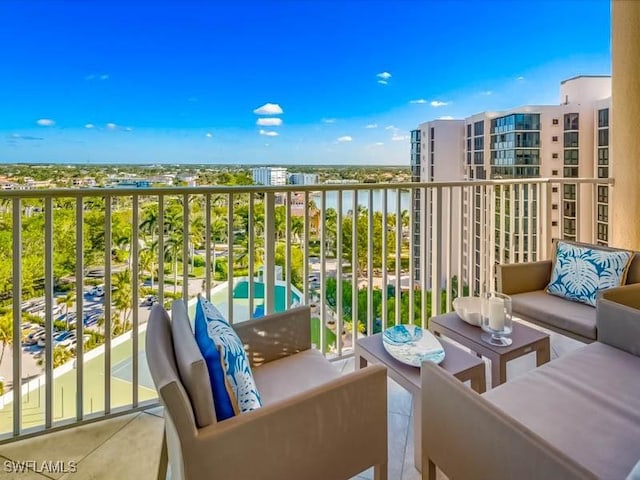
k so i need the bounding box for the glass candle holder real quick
[480,292,513,346]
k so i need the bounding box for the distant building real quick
[410,120,466,285]
[252,167,287,186]
[289,192,320,236]
[72,177,97,187]
[411,75,612,293]
[288,172,319,185]
[177,174,197,187]
[112,180,151,188]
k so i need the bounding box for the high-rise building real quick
[252,166,288,186]
[411,75,612,293]
[288,172,319,185]
[410,120,465,286]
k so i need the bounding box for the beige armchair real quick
[146,301,388,480]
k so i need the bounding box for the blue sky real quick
[0,0,611,166]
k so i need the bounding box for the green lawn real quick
[310,317,337,352]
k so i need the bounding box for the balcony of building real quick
[0,1,639,475]
[0,177,610,478]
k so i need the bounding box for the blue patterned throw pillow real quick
[193,296,262,421]
[546,242,633,307]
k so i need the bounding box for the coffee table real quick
[430,312,551,388]
[355,332,485,472]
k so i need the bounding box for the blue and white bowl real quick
[382,324,445,367]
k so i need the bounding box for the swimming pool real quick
[188,277,303,323]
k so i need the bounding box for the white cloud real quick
[385,125,398,131]
[85,73,109,81]
[365,123,378,129]
[84,123,95,129]
[374,142,384,146]
[205,132,213,138]
[106,123,117,130]
[409,99,427,104]
[430,100,449,107]
[377,80,388,85]
[391,134,409,141]
[256,118,283,127]
[337,135,353,142]
[322,118,336,124]
[253,103,284,115]
[124,127,133,132]
[517,76,525,81]
[439,116,454,120]
[376,71,392,80]
[480,90,493,96]
[36,118,55,127]
[259,129,279,137]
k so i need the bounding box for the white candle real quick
[488,297,505,331]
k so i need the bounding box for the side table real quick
[430,312,551,387]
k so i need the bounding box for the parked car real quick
[26,329,46,346]
[140,295,158,307]
[87,285,105,297]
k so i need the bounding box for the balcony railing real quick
[0,177,612,442]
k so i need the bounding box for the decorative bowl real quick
[382,324,445,367]
[453,296,482,326]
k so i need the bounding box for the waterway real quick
[311,188,411,214]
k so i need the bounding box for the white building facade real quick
[252,167,288,186]
[411,75,612,293]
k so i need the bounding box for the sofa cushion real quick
[194,296,262,421]
[170,301,216,427]
[253,349,339,406]
[511,290,597,340]
[547,241,633,307]
[484,342,640,479]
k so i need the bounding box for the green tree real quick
[56,291,75,329]
[0,312,12,368]
[37,345,74,368]
[112,269,133,334]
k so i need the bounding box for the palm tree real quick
[0,312,12,369]
[139,246,156,289]
[112,269,133,333]
[164,233,183,294]
[324,208,338,256]
[140,205,159,240]
[37,345,73,368]
[56,291,75,329]
[291,216,304,244]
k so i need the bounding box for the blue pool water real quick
[189,278,303,323]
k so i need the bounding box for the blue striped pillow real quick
[193,296,262,421]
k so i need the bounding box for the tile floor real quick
[0,323,582,480]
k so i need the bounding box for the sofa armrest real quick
[421,362,595,480]
[234,306,312,368]
[190,364,388,480]
[597,284,640,356]
[497,260,553,295]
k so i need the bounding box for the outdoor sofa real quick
[497,240,640,342]
[421,283,640,479]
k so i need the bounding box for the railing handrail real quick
[0,177,614,198]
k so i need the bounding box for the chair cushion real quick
[253,349,340,405]
[547,241,633,307]
[512,290,597,339]
[170,300,216,427]
[484,342,640,479]
[194,296,262,421]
